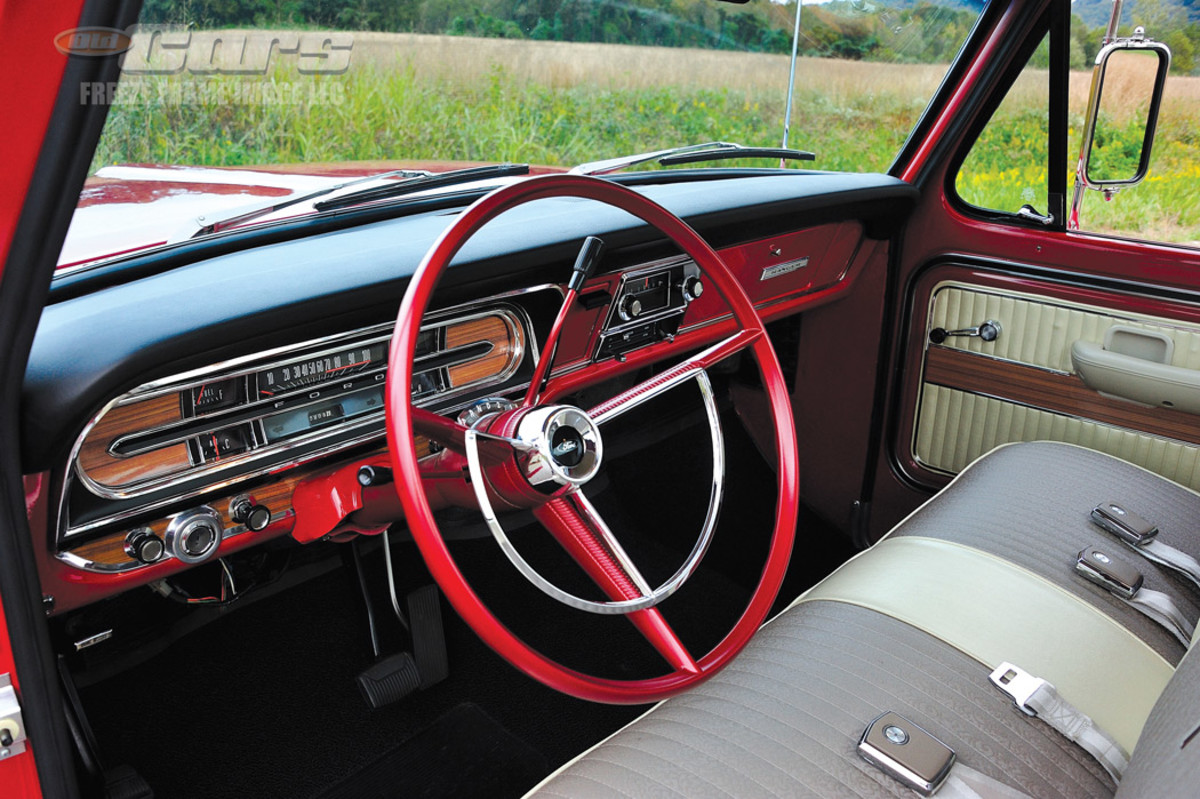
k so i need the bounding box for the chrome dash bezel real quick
[60,290,551,541]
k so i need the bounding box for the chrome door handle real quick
[929,320,1001,344]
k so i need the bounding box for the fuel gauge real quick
[191,377,245,415]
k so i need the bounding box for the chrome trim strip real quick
[71,304,530,502]
[58,508,293,574]
[59,287,556,541]
[107,337,494,457]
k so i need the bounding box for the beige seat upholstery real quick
[888,441,1200,664]
[526,442,1200,797]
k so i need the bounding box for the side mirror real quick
[1070,28,1170,227]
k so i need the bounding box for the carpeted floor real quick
[74,406,855,798]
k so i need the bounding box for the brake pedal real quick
[357,652,423,709]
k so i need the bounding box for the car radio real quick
[595,257,703,360]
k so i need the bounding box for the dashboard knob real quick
[356,465,393,487]
[124,528,164,564]
[165,507,223,564]
[230,496,272,532]
[682,275,704,302]
[618,295,643,321]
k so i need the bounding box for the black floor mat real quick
[74,407,852,799]
[312,703,547,799]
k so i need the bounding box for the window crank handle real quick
[929,320,1001,344]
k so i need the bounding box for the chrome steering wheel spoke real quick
[463,369,724,618]
[589,328,760,425]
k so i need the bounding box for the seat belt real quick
[1091,502,1200,591]
[1076,545,1195,648]
[990,662,1129,782]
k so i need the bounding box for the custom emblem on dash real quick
[760,257,809,281]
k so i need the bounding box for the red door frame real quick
[871,0,1200,537]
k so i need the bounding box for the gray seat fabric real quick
[891,442,1200,664]
[530,601,1113,798]
[1117,644,1200,797]
[527,442,1200,797]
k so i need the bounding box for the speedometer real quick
[256,342,388,399]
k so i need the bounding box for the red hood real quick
[59,161,562,271]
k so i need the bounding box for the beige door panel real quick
[928,284,1200,373]
[915,283,1200,488]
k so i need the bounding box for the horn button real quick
[516,406,603,489]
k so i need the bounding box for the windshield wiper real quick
[313,163,531,212]
[658,146,814,167]
[184,167,433,240]
[570,142,814,176]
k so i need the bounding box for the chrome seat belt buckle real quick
[1091,502,1158,545]
[858,711,955,796]
[989,662,1047,716]
[1075,546,1144,600]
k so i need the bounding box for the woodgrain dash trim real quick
[924,345,1200,447]
[77,394,190,489]
[446,314,523,388]
[66,439,431,569]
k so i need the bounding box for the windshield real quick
[65,0,986,270]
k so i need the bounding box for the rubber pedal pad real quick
[407,584,449,689]
[357,652,421,709]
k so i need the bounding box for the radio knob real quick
[618,295,643,321]
[124,528,164,564]
[230,496,272,532]
[682,275,704,302]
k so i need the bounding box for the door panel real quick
[902,267,1200,492]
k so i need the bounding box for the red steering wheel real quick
[387,174,799,704]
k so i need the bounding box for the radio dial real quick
[618,295,644,321]
[682,275,704,302]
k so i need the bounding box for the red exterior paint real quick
[60,161,567,269]
[0,0,96,791]
[387,174,799,703]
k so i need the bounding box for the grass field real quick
[93,31,1200,242]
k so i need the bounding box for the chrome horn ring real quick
[463,371,725,615]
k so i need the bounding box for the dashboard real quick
[23,171,918,614]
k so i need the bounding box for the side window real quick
[954,34,1050,218]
